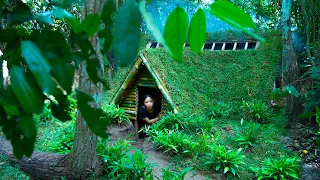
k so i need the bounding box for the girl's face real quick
[144,97,154,110]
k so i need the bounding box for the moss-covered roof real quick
[104,32,282,115]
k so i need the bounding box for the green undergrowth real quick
[0,155,29,179]
[145,105,300,179]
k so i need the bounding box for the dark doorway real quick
[137,86,162,112]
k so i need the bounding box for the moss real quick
[104,33,282,116]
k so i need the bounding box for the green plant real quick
[205,145,245,176]
[162,166,193,180]
[184,115,215,134]
[210,101,232,117]
[241,99,274,123]
[101,104,130,124]
[153,111,186,131]
[251,156,300,180]
[35,100,53,123]
[97,139,153,179]
[235,120,261,149]
[46,120,75,154]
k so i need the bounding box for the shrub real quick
[46,120,75,154]
[97,139,153,179]
[210,101,232,117]
[162,166,193,180]
[35,100,53,123]
[251,156,300,180]
[149,129,190,154]
[205,145,245,176]
[235,120,261,149]
[184,116,215,134]
[101,104,130,124]
[241,99,274,123]
[153,111,186,131]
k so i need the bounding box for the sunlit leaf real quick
[285,85,299,97]
[77,91,109,138]
[139,0,165,45]
[164,6,188,62]
[209,1,265,42]
[188,8,206,54]
[113,0,141,66]
[10,66,44,114]
[79,13,100,37]
[35,12,54,24]
[51,7,80,31]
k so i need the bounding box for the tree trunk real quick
[315,31,320,66]
[0,137,78,179]
[301,0,312,61]
[281,0,301,123]
[69,0,105,178]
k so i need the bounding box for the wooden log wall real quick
[118,64,173,118]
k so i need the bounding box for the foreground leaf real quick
[79,13,100,37]
[139,0,165,45]
[10,66,44,114]
[209,1,265,42]
[164,7,188,62]
[77,91,109,138]
[100,0,116,52]
[188,8,206,54]
[113,0,141,66]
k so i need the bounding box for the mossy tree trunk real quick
[70,0,105,178]
[280,0,301,123]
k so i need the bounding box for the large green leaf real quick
[164,6,188,62]
[51,64,74,94]
[139,1,165,45]
[50,100,72,121]
[113,0,141,66]
[18,115,36,140]
[209,1,265,42]
[12,135,24,159]
[79,13,100,37]
[77,91,109,138]
[86,58,106,86]
[286,85,299,97]
[21,41,61,96]
[34,12,54,24]
[10,66,44,114]
[100,0,116,53]
[188,8,206,54]
[51,7,80,32]
[7,1,32,24]
[3,104,20,116]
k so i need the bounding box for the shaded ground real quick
[281,123,320,180]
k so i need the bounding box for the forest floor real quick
[282,123,320,180]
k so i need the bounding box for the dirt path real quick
[133,138,224,180]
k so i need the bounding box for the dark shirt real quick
[137,105,160,129]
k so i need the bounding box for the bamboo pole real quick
[139,54,178,113]
[111,59,142,104]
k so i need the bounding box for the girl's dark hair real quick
[143,93,154,101]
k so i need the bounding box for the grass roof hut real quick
[105,32,282,126]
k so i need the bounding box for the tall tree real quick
[70,0,105,177]
[280,0,301,123]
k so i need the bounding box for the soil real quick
[107,122,225,179]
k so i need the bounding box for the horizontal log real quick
[123,107,137,111]
[136,83,157,88]
[125,110,136,115]
[129,116,137,121]
[127,95,136,98]
[120,104,136,108]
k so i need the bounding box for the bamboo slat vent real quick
[146,41,260,51]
